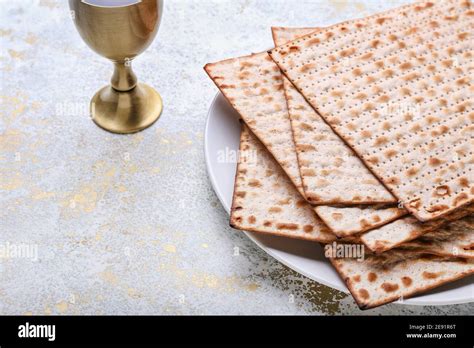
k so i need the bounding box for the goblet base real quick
[90,83,163,134]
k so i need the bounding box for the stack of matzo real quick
[205,0,473,309]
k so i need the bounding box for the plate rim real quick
[204,92,473,307]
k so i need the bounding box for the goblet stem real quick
[111,61,138,92]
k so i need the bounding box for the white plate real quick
[204,93,473,307]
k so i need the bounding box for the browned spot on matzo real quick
[381,282,399,293]
[359,289,370,300]
[423,271,441,279]
[368,273,377,282]
[401,277,413,287]
[277,223,299,230]
[248,179,261,187]
[434,185,450,197]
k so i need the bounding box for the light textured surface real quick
[1,0,472,315]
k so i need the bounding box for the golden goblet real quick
[69,0,164,134]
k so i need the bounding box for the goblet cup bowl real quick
[69,0,164,134]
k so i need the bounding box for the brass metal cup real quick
[69,0,164,134]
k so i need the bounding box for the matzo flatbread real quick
[401,214,474,258]
[205,53,306,197]
[329,249,474,309]
[230,124,335,242]
[231,125,472,249]
[205,51,398,205]
[205,50,406,236]
[361,203,474,252]
[269,0,474,221]
[271,27,318,48]
[273,26,406,236]
[272,27,397,205]
[315,205,407,238]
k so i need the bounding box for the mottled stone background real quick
[0,0,472,315]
